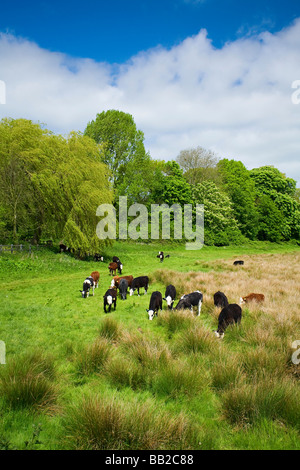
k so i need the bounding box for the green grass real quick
[0,240,299,450]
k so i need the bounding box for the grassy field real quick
[0,240,299,450]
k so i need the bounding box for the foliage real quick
[250,166,300,240]
[192,180,244,245]
[84,110,148,191]
[0,119,113,254]
[256,194,284,242]
[217,159,259,240]
[152,161,192,206]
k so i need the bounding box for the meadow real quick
[0,240,299,450]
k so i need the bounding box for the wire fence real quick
[0,242,51,254]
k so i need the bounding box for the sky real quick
[0,0,300,185]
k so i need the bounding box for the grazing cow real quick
[163,284,176,309]
[103,288,117,313]
[118,278,128,300]
[157,251,164,262]
[94,253,104,262]
[59,243,68,253]
[111,275,134,288]
[175,290,203,316]
[233,260,244,265]
[108,262,118,276]
[240,293,265,304]
[80,276,95,298]
[213,291,229,309]
[147,291,163,320]
[112,256,123,274]
[90,271,100,289]
[215,304,242,338]
[129,276,149,296]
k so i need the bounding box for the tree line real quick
[0,111,299,253]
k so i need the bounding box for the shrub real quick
[75,338,111,377]
[222,375,300,429]
[64,394,201,450]
[98,317,121,342]
[0,350,58,411]
[157,310,194,335]
[175,324,215,355]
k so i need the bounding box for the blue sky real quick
[1,0,300,63]
[0,0,300,185]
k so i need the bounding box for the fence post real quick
[11,244,13,254]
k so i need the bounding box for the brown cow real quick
[108,262,118,276]
[111,275,134,288]
[90,271,100,289]
[240,293,265,304]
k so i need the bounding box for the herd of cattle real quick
[79,251,265,338]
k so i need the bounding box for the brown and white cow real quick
[111,275,134,288]
[90,271,100,289]
[240,293,265,304]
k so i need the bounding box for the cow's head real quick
[214,330,224,339]
[80,289,89,298]
[146,309,155,320]
[164,295,173,309]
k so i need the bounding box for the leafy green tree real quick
[0,119,113,253]
[153,161,192,206]
[256,195,284,242]
[217,159,259,240]
[250,166,296,198]
[250,166,300,240]
[0,118,50,241]
[192,181,244,245]
[116,154,165,208]
[84,110,148,191]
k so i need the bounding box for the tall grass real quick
[75,338,112,377]
[0,350,58,411]
[222,375,300,429]
[63,394,201,450]
[1,245,300,449]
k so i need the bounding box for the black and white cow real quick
[146,291,163,320]
[157,251,164,262]
[80,276,95,298]
[94,253,104,262]
[233,260,244,265]
[213,291,229,308]
[112,256,123,274]
[163,284,176,309]
[59,243,68,253]
[118,278,128,300]
[103,288,117,313]
[175,290,203,316]
[129,276,149,296]
[214,304,242,338]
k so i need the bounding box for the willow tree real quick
[0,118,113,253]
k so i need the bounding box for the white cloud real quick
[0,21,300,185]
